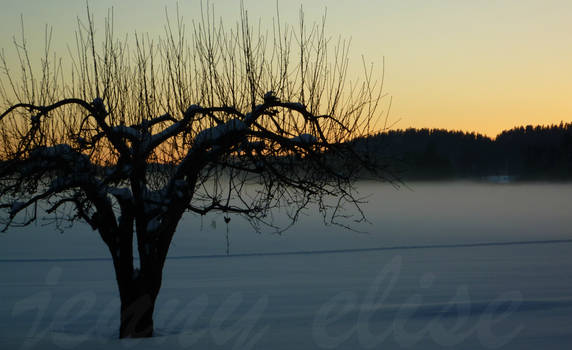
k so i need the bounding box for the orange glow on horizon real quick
[0,1,570,139]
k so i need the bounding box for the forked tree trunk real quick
[107,207,180,338]
[118,271,161,338]
[112,243,165,338]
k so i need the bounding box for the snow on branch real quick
[30,144,73,157]
[110,125,141,141]
[194,118,247,146]
[139,113,177,129]
[108,187,133,202]
[146,216,161,232]
[147,105,245,150]
[19,145,93,177]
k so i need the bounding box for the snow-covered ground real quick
[1,182,572,349]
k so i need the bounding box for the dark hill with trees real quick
[355,123,572,181]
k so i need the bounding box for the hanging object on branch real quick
[224,216,231,256]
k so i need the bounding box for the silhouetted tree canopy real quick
[0,6,390,338]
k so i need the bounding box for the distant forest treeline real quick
[356,123,572,180]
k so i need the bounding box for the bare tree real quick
[0,5,389,338]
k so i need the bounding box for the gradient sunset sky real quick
[1,0,570,137]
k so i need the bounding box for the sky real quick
[0,0,570,137]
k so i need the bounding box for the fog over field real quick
[1,182,572,349]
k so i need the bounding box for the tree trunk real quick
[109,217,177,338]
[118,269,161,338]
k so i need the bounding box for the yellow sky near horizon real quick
[1,0,570,138]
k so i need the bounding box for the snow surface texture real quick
[1,182,572,349]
